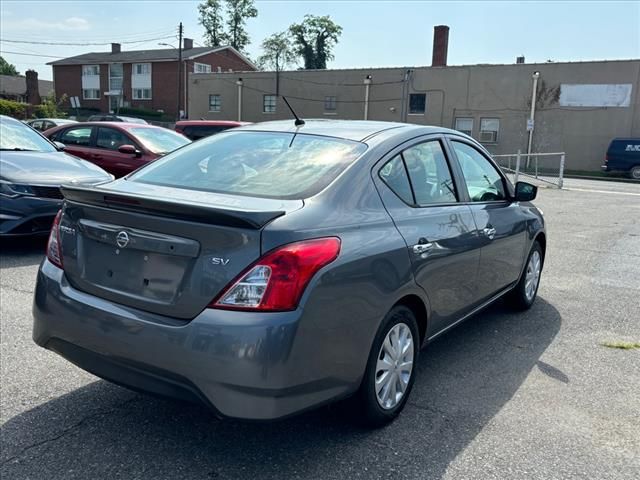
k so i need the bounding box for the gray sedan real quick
[32,120,545,426]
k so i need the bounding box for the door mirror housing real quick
[53,141,66,151]
[514,181,537,202]
[118,144,141,157]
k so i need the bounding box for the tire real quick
[630,166,640,180]
[356,305,420,427]
[506,241,543,310]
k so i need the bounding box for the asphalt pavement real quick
[1,179,639,479]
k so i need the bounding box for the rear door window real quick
[379,155,414,205]
[403,141,457,205]
[129,131,367,199]
[59,126,93,146]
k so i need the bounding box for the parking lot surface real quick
[1,179,639,480]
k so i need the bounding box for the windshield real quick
[129,131,367,199]
[129,127,190,154]
[0,117,57,152]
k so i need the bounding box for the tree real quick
[257,32,296,71]
[225,0,257,52]
[289,15,342,70]
[198,0,257,52]
[198,0,228,47]
[0,56,19,76]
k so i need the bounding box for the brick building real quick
[48,39,255,119]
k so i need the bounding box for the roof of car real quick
[235,119,438,142]
[176,120,250,127]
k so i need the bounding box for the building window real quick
[324,96,337,111]
[194,62,212,74]
[132,88,152,100]
[133,63,151,75]
[409,93,426,114]
[209,94,221,112]
[82,65,99,76]
[263,95,276,113]
[479,118,500,143]
[455,118,473,136]
[82,89,100,100]
[109,63,124,93]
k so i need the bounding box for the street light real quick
[158,41,183,120]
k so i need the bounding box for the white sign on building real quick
[559,84,632,107]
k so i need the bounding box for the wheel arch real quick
[392,294,428,346]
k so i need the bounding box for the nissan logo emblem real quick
[116,231,130,248]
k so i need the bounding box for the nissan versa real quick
[33,120,545,426]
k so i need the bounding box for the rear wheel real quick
[506,241,543,310]
[630,166,640,180]
[356,305,419,427]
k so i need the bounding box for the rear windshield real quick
[128,131,367,199]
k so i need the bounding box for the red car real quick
[175,120,249,141]
[44,122,190,178]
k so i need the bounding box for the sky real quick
[1,0,638,81]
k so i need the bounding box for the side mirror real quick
[118,144,141,157]
[54,141,66,151]
[514,181,537,202]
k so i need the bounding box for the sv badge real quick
[211,257,230,266]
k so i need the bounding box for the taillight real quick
[46,210,63,268]
[605,154,609,164]
[211,237,341,312]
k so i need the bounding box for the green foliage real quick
[119,106,163,118]
[0,98,26,117]
[257,32,297,71]
[33,92,67,118]
[198,0,257,52]
[289,15,342,70]
[0,56,20,76]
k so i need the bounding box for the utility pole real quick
[177,22,183,120]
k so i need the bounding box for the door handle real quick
[483,227,496,240]
[412,242,434,255]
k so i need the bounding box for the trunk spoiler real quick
[60,185,285,229]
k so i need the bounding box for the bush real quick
[0,98,27,118]
[119,106,163,118]
[33,92,67,118]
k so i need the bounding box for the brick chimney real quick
[111,43,121,54]
[25,70,41,105]
[183,38,193,50]
[431,25,449,67]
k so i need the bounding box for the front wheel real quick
[356,305,419,427]
[506,241,543,310]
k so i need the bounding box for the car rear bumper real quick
[1,196,61,236]
[32,259,356,420]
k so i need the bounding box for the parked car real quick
[33,120,545,426]
[43,122,190,177]
[0,115,112,236]
[602,138,640,179]
[87,114,148,124]
[175,120,249,141]
[25,118,78,132]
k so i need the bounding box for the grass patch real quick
[601,341,640,350]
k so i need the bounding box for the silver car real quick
[33,120,545,426]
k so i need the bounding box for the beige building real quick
[188,55,640,173]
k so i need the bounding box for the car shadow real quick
[0,236,47,269]
[1,298,561,479]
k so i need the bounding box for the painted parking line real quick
[563,187,640,196]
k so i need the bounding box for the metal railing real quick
[493,150,566,189]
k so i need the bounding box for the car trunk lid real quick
[57,182,303,319]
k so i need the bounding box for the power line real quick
[4,27,178,43]
[0,34,176,47]
[0,50,65,59]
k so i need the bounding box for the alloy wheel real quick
[524,250,541,301]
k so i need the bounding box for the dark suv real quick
[602,138,640,179]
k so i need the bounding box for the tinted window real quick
[409,94,426,114]
[96,127,132,150]
[379,155,413,204]
[59,127,93,146]
[403,141,457,205]
[30,120,43,131]
[183,125,228,141]
[0,117,57,152]
[452,141,506,202]
[129,131,367,199]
